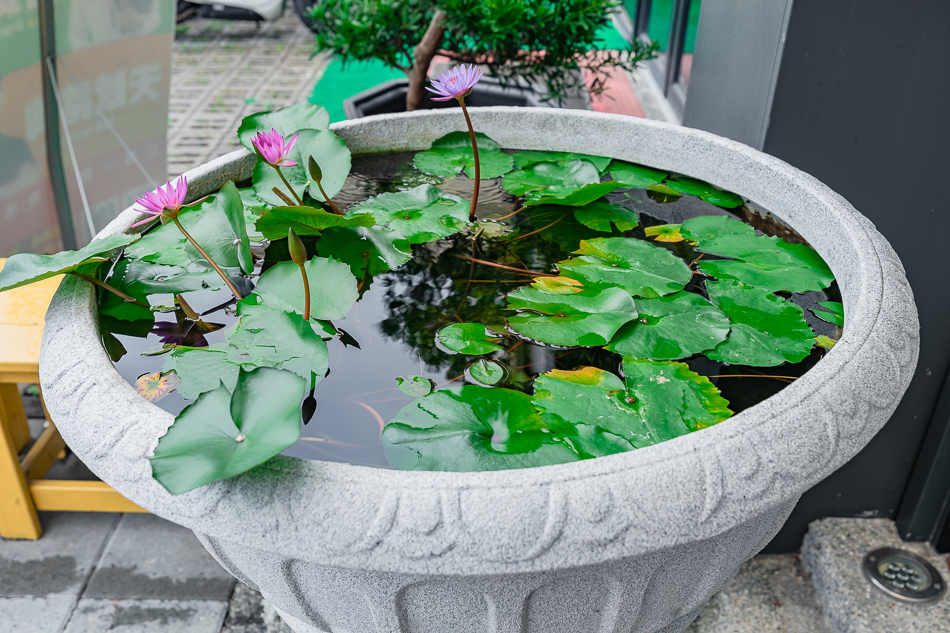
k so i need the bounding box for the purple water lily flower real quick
[131,175,188,227]
[252,128,299,167]
[427,64,485,101]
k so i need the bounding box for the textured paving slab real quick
[63,598,228,633]
[0,512,118,597]
[689,554,830,633]
[222,582,294,633]
[0,596,75,632]
[168,14,330,180]
[802,518,950,633]
[83,513,234,600]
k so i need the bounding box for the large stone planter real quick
[40,108,919,633]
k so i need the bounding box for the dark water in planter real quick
[100,151,841,469]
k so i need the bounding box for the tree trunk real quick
[407,9,448,112]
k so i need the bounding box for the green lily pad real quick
[703,280,815,367]
[645,183,683,203]
[436,323,503,355]
[666,176,715,196]
[681,215,834,293]
[506,286,638,347]
[531,276,584,295]
[235,293,336,339]
[150,367,305,494]
[608,161,667,188]
[381,386,583,471]
[162,307,329,399]
[701,189,744,209]
[606,291,731,360]
[621,358,733,439]
[251,128,351,206]
[317,225,412,280]
[125,184,251,274]
[532,367,650,448]
[254,256,358,320]
[815,335,837,350]
[524,181,624,207]
[396,375,434,397]
[812,300,844,326]
[255,206,375,240]
[512,150,612,172]
[413,131,514,179]
[237,102,330,151]
[516,205,622,254]
[0,233,138,292]
[558,237,693,298]
[347,185,470,244]
[502,159,601,198]
[644,224,685,242]
[573,200,639,232]
[467,359,506,386]
[99,258,225,322]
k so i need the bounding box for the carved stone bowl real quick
[40,108,919,633]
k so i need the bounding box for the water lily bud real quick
[308,156,323,183]
[288,228,307,266]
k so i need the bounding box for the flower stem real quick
[297,263,311,321]
[272,187,295,206]
[172,216,244,301]
[457,97,480,222]
[70,272,149,307]
[315,180,343,215]
[274,166,303,206]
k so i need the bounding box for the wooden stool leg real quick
[0,384,30,452]
[0,402,42,539]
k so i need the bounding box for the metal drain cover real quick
[863,548,946,604]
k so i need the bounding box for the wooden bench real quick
[0,258,146,540]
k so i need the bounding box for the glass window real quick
[676,0,702,89]
[645,0,676,52]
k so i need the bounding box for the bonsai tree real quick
[307,0,658,111]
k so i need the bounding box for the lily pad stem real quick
[70,272,149,307]
[453,254,557,277]
[274,166,303,206]
[298,263,311,321]
[171,216,244,301]
[271,187,295,206]
[314,179,343,215]
[456,96,480,221]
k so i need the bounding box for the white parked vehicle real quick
[177,0,319,31]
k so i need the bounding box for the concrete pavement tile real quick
[0,512,119,597]
[221,583,294,633]
[83,513,234,600]
[63,599,228,633]
[688,555,830,633]
[0,596,75,632]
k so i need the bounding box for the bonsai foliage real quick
[0,87,843,494]
[306,0,658,110]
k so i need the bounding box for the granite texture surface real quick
[40,108,920,632]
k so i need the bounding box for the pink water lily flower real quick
[252,128,299,167]
[131,175,188,227]
[427,63,485,101]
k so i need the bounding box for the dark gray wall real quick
[758,0,950,551]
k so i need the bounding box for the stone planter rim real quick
[39,107,918,577]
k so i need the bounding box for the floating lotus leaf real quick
[703,280,815,367]
[681,215,834,292]
[436,323,504,355]
[608,161,667,188]
[645,183,682,203]
[573,199,639,232]
[621,358,733,440]
[254,256,358,320]
[517,205,619,254]
[502,159,601,198]
[512,150,612,172]
[317,225,412,281]
[506,286,638,346]
[99,259,225,323]
[531,276,584,295]
[532,367,649,448]
[558,237,693,298]
[237,102,330,150]
[125,183,252,274]
[413,131,514,179]
[606,291,731,360]
[255,206,375,240]
[381,386,584,471]
[396,375,434,397]
[236,293,336,339]
[666,176,715,196]
[150,367,305,494]
[252,128,351,205]
[701,189,744,209]
[0,233,138,292]
[134,371,180,403]
[644,224,685,242]
[466,359,506,386]
[524,181,623,207]
[163,307,330,399]
[347,185,469,244]
[815,335,837,350]
[812,300,844,326]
